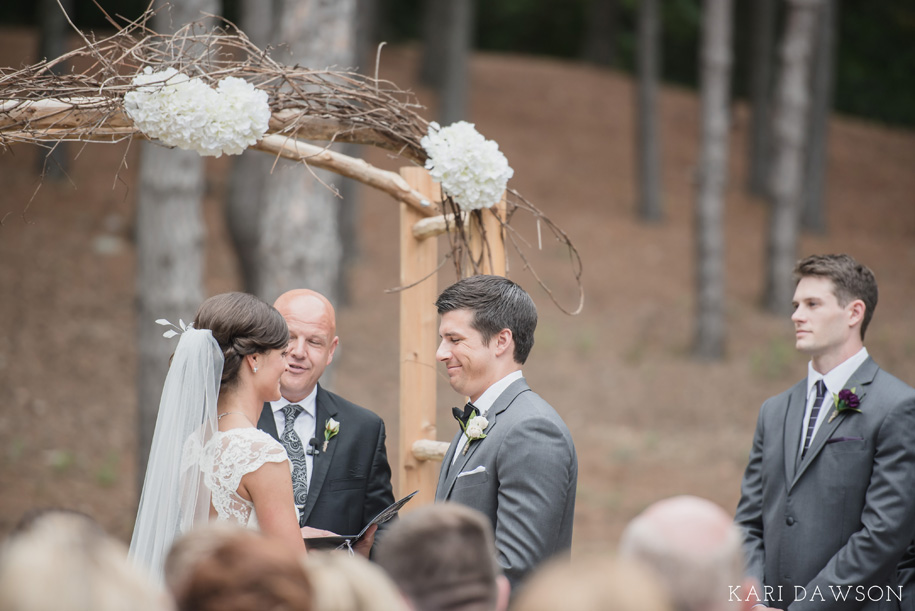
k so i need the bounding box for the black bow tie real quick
[452,402,478,429]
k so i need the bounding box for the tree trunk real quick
[635,0,663,222]
[439,0,474,124]
[763,0,823,315]
[419,0,448,88]
[36,0,73,181]
[254,0,356,307]
[224,0,278,293]
[582,0,619,66]
[801,0,836,234]
[135,0,218,492]
[746,0,777,200]
[693,0,734,360]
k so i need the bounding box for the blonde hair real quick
[512,555,671,611]
[0,511,171,611]
[304,551,408,611]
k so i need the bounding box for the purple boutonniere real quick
[828,388,861,423]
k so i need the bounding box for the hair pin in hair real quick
[155,318,194,339]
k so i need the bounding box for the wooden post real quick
[467,197,507,276]
[398,167,441,507]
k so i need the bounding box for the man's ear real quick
[493,329,513,357]
[847,299,866,328]
[326,336,339,366]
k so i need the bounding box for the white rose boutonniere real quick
[462,415,489,455]
[323,418,340,452]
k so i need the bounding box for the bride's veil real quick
[129,328,223,583]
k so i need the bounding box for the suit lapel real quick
[438,378,530,500]
[782,381,806,484]
[791,357,878,488]
[257,402,280,441]
[299,385,338,526]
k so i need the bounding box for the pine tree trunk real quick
[694,0,734,360]
[36,0,73,181]
[135,0,218,491]
[581,0,619,66]
[225,0,277,293]
[439,0,474,124]
[419,0,448,88]
[636,0,663,222]
[801,0,836,234]
[763,0,823,315]
[254,0,356,306]
[746,0,777,200]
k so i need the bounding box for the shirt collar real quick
[807,347,869,397]
[472,370,524,416]
[271,385,318,418]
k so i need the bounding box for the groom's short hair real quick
[794,254,878,339]
[376,503,501,611]
[435,275,538,364]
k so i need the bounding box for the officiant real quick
[257,289,395,557]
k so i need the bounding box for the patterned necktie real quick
[281,404,309,526]
[802,380,828,458]
[452,402,478,431]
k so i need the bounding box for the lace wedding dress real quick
[195,427,291,528]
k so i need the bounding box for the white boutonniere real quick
[323,418,340,452]
[461,415,489,455]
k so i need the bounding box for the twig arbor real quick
[0,12,583,507]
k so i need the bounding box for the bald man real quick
[257,289,395,557]
[620,496,756,611]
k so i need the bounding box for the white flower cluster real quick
[465,415,488,440]
[124,67,271,157]
[421,121,514,212]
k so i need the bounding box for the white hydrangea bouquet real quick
[124,67,271,157]
[421,121,514,212]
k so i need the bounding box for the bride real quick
[130,292,307,581]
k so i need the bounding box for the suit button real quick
[786,517,795,526]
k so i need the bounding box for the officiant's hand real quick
[353,524,377,559]
[301,526,337,539]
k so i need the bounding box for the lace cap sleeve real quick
[203,428,290,495]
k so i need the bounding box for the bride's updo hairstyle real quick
[193,292,289,391]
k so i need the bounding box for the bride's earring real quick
[253,366,258,373]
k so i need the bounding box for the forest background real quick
[0,0,913,556]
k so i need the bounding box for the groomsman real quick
[735,254,915,611]
[433,275,578,591]
[257,289,394,556]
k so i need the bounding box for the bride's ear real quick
[245,353,259,374]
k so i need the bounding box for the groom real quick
[257,289,394,556]
[735,254,915,611]
[433,275,578,591]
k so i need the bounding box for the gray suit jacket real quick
[435,378,578,590]
[735,357,915,611]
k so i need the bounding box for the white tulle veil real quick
[128,327,223,583]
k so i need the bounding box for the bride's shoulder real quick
[211,427,287,457]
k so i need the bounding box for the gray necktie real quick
[802,380,828,458]
[281,404,309,526]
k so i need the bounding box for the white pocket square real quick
[457,465,486,478]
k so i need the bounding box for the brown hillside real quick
[1,31,914,556]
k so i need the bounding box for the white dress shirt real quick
[799,347,869,455]
[451,370,523,465]
[270,386,318,490]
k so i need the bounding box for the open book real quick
[303,490,418,551]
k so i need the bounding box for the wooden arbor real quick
[397,167,506,506]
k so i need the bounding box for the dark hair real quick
[375,503,500,611]
[434,275,537,364]
[193,292,289,390]
[175,530,312,611]
[794,254,878,339]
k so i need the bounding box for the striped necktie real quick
[802,380,828,459]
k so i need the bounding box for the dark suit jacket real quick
[735,357,915,611]
[435,378,578,590]
[258,384,395,539]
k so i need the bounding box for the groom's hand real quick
[353,524,377,559]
